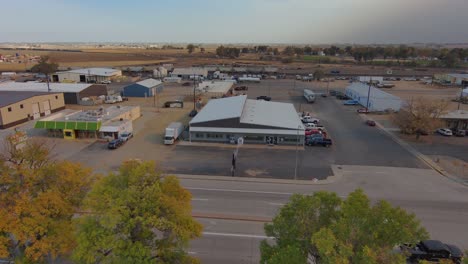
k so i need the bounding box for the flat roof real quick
[0,91,61,108]
[0,81,94,93]
[240,99,304,130]
[440,110,468,120]
[197,81,233,94]
[190,126,302,136]
[190,95,246,124]
[448,73,468,79]
[41,105,138,123]
[172,67,208,76]
[136,78,162,88]
[61,68,121,77]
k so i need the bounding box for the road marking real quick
[268,202,285,206]
[186,187,293,196]
[188,251,197,255]
[203,231,274,239]
[191,198,209,201]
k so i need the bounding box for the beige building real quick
[52,68,122,83]
[0,91,65,129]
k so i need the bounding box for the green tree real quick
[73,160,202,264]
[260,190,428,264]
[0,136,96,263]
[30,56,58,92]
[186,44,196,54]
[282,46,296,56]
[313,69,325,80]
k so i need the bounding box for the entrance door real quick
[32,103,40,119]
[79,75,86,82]
[42,100,51,116]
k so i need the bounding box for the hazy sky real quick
[1,0,467,44]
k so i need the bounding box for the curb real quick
[172,173,340,185]
[363,116,468,186]
[192,212,271,222]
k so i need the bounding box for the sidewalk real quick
[178,140,305,151]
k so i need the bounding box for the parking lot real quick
[4,79,432,180]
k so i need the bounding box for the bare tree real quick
[30,56,58,92]
[392,98,449,139]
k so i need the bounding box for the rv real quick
[303,89,316,103]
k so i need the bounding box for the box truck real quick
[164,122,184,145]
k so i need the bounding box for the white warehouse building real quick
[189,95,305,145]
[52,68,122,83]
[345,82,402,112]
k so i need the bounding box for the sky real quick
[1,0,467,44]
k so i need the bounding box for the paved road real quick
[182,165,468,264]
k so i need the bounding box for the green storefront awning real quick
[34,120,102,131]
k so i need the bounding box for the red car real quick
[305,129,321,136]
[366,120,376,126]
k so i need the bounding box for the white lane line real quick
[186,187,293,196]
[268,202,285,206]
[203,231,274,239]
[191,198,209,201]
[188,251,197,255]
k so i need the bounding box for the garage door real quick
[32,103,40,119]
[42,100,51,116]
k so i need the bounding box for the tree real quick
[73,160,202,264]
[216,46,240,58]
[260,190,428,264]
[0,136,95,263]
[313,69,325,80]
[186,44,196,54]
[30,56,58,92]
[304,46,312,55]
[282,46,296,56]
[200,47,205,53]
[393,98,448,138]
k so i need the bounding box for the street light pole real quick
[294,125,301,180]
[193,75,197,111]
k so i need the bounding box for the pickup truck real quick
[305,136,332,147]
[401,240,463,264]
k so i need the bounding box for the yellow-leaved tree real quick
[0,136,96,263]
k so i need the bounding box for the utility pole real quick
[327,75,330,95]
[193,75,197,111]
[366,77,372,111]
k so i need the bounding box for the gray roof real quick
[240,99,304,129]
[448,73,468,79]
[172,67,208,76]
[0,91,60,108]
[136,78,162,88]
[62,67,121,76]
[190,95,304,130]
[0,82,93,93]
[190,95,246,124]
[345,82,401,100]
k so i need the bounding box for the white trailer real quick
[359,76,383,83]
[163,76,182,83]
[303,89,316,103]
[164,122,184,145]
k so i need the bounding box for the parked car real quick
[455,130,466,137]
[234,86,248,91]
[344,100,359,105]
[401,240,463,264]
[437,128,453,136]
[108,138,124,149]
[329,90,337,96]
[306,135,332,147]
[336,94,350,100]
[416,129,429,136]
[302,116,320,124]
[120,132,133,142]
[189,109,198,117]
[182,82,191,86]
[357,108,370,113]
[366,120,376,126]
[256,96,271,101]
[164,100,184,108]
[101,80,111,84]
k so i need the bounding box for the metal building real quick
[189,95,305,145]
[52,68,122,83]
[345,82,402,112]
[122,79,163,97]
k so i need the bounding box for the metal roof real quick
[447,73,468,79]
[190,95,246,124]
[196,81,233,94]
[189,95,304,130]
[240,99,304,129]
[440,110,468,120]
[190,126,303,136]
[345,82,401,100]
[0,91,60,108]
[62,68,121,77]
[0,82,93,93]
[172,67,208,76]
[136,78,162,88]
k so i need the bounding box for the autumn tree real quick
[260,190,428,264]
[186,44,196,54]
[73,160,202,264]
[0,136,95,263]
[393,98,449,138]
[200,47,205,53]
[30,56,58,92]
[313,69,325,80]
[282,46,296,56]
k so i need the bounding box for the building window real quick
[55,95,58,99]
[7,107,12,112]
[244,135,264,141]
[64,131,73,137]
[20,104,24,109]
[206,133,223,139]
[195,133,205,138]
